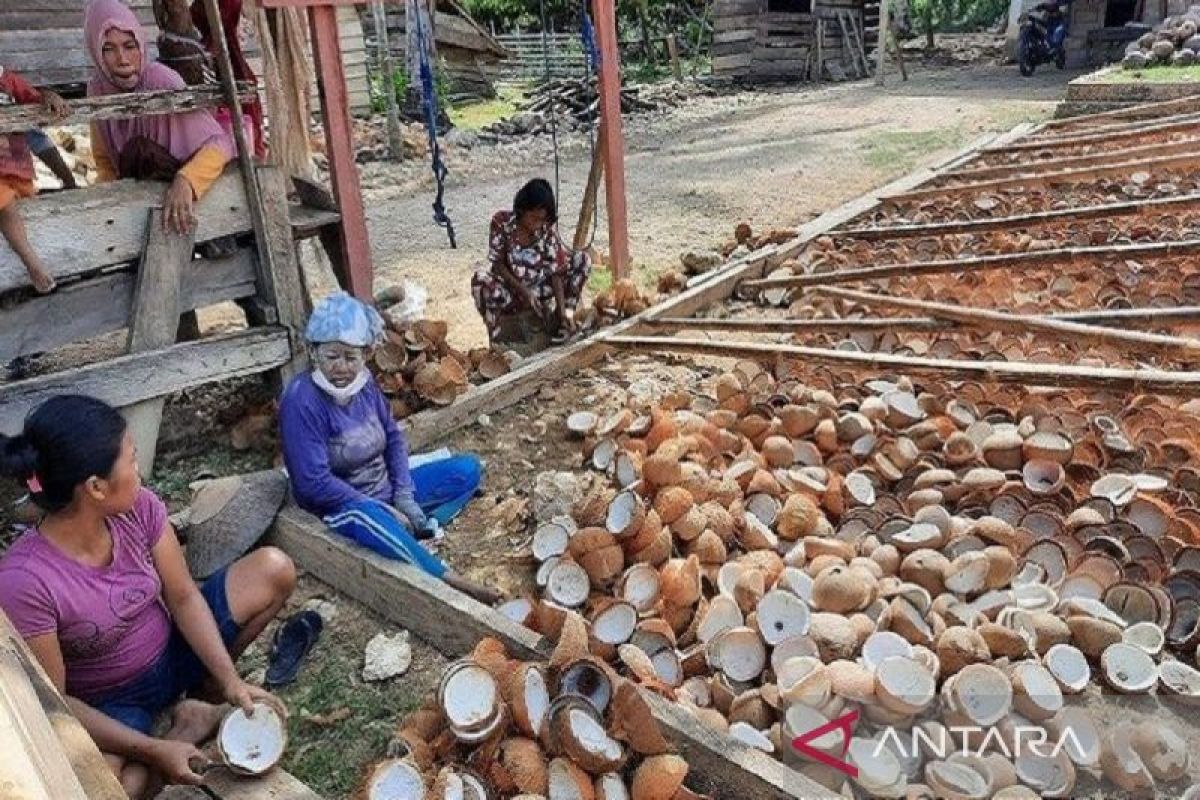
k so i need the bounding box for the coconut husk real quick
[608,679,670,756]
[183,470,288,580]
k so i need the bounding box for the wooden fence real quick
[496,31,589,82]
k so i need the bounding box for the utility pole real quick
[591,0,630,279]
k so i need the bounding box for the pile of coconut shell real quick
[504,362,1200,796]
[356,637,708,800]
[581,279,654,330]
[368,316,520,417]
[1123,7,1200,68]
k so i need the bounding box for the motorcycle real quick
[1018,1,1069,75]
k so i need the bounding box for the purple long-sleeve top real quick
[278,372,414,517]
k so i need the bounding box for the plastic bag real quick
[385,280,428,324]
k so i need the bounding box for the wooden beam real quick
[607,335,1200,395]
[309,3,375,299]
[255,166,311,379]
[123,210,193,476]
[0,86,254,135]
[268,508,830,799]
[203,768,325,799]
[0,328,291,435]
[573,129,606,252]
[740,239,1200,291]
[813,286,1200,356]
[593,0,631,280]
[834,193,1200,240]
[883,150,1200,203]
[1038,94,1200,131]
[0,173,251,294]
[943,136,1200,183]
[0,249,257,363]
[982,112,1200,154]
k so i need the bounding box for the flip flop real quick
[264,610,323,688]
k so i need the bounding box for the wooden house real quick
[360,0,512,101]
[1005,0,1187,67]
[711,0,878,81]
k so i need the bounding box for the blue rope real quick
[580,0,601,72]
[414,7,456,248]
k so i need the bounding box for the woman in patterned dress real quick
[471,179,591,344]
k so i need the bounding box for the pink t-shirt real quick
[0,488,172,702]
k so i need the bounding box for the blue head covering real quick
[305,291,385,348]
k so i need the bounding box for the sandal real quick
[264,610,323,688]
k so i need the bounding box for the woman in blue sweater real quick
[278,293,501,604]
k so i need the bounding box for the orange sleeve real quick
[89,122,117,183]
[177,145,230,199]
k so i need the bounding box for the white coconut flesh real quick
[595,773,630,800]
[567,411,598,436]
[1012,663,1062,718]
[876,657,935,715]
[592,438,618,471]
[1014,752,1073,796]
[620,565,660,612]
[891,523,941,551]
[522,667,550,737]
[771,635,820,674]
[606,492,641,536]
[1159,659,1200,699]
[1013,583,1058,613]
[779,568,814,604]
[1062,597,1128,628]
[925,761,990,800]
[651,649,684,686]
[845,472,876,506]
[848,738,903,795]
[442,666,498,730]
[1091,474,1137,507]
[548,759,587,800]
[745,493,781,527]
[743,515,779,549]
[756,590,811,645]
[1058,574,1104,603]
[568,708,623,764]
[537,557,560,589]
[547,561,591,608]
[698,595,744,644]
[862,632,914,672]
[533,522,571,562]
[1049,708,1101,768]
[713,627,767,682]
[1122,621,1165,655]
[498,597,534,625]
[728,721,775,753]
[366,759,426,800]
[951,666,1012,726]
[1101,643,1157,693]
[218,703,286,775]
[778,657,831,706]
[593,602,638,645]
[1044,644,1091,693]
[785,706,841,755]
[614,453,639,488]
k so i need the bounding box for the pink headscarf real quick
[83,0,233,166]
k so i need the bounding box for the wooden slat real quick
[0,250,257,363]
[943,136,1200,183]
[0,86,253,135]
[984,112,1200,153]
[0,328,291,435]
[268,509,826,800]
[609,336,1200,395]
[0,173,251,294]
[203,768,325,799]
[1039,94,1200,130]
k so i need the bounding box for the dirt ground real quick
[358,56,1078,351]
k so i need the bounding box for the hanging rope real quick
[413,4,457,248]
[577,0,602,251]
[536,0,561,203]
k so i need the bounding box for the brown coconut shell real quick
[571,528,626,589]
[497,737,549,795]
[551,611,591,669]
[631,755,690,800]
[609,679,670,756]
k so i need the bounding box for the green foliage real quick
[908,0,1009,43]
[370,67,411,115]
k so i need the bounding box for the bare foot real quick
[26,266,55,294]
[164,699,227,745]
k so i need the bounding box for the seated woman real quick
[472,178,591,346]
[83,0,234,234]
[0,395,295,799]
[279,292,502,605]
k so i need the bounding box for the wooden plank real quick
[943,135,1200,183]
[713,53,756,70]
[0,86,255,135]
[608,336,1200,395]
[0,612,125,800]
[834,193,1200,240]
[0,250,257,363]
[123,210,193,476]
[0,174,251,294]
[984,112,1200,153]
[203,768,324,799]
[882,150,1200,203]
[256,166,310,380]
[268,509,828,800]
[712,28,759,43]
[814,285,1200,356]
[1040,94,1200,130]
[744,239,1200,291]
[647,316,952,333]
[0,328,291,436]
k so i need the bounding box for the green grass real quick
[588,265,614,293]
[448,85,525,130]
[985,102,1054,130]
[1097,64,1200,83]
[859,127,970,172]
[149,446,275,508]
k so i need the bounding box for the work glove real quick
[393,490,428,533]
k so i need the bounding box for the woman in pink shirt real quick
[0,395,296,799]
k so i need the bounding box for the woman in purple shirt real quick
[278,292,500,604]
[0,395,295,799]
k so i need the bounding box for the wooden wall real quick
[337,5,373,116]
[0,0,158,90]
[711,0,865,81]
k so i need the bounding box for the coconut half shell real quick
[216,702,288,776]
[360,758,426,800]
[1100,643,1158,694]
[630,754,689,800]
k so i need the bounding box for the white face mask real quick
[312,368,369,404]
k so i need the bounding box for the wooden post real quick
[371,0,404,160]
[666,33,682,80]
[124,211,192,477]
[592,0,631,280]
[875,0,889,85]
[309,4,374,300]
[574,130,606,251]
